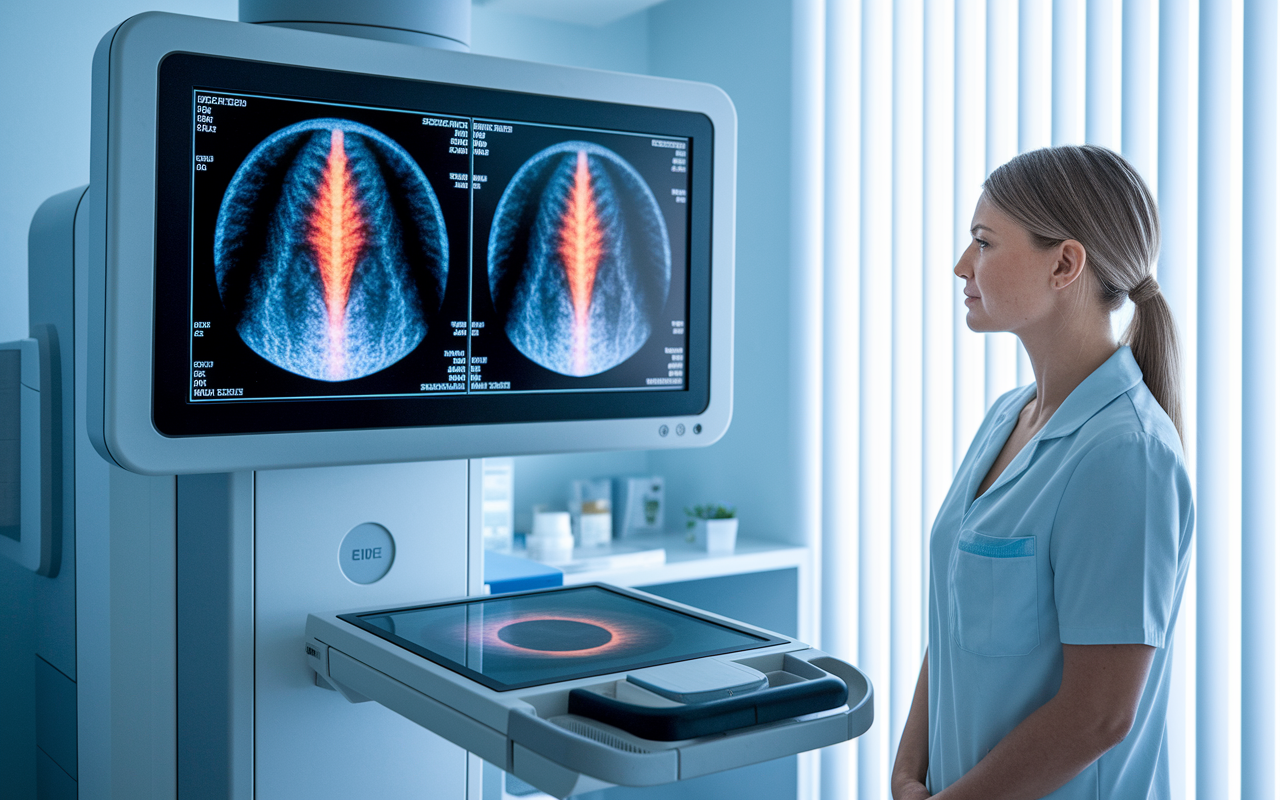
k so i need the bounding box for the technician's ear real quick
[1053,239,1088,290]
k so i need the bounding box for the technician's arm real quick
[891,652,931,800]
[933,643,1155,800]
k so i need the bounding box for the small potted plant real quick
[685,504,738,554]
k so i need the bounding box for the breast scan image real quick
[487,141,672,377]
[213,118,448,382]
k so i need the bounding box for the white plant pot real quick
[694,518,738,555]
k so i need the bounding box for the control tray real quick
[306,584,873,798]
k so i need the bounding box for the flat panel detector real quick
[340,585,787,691]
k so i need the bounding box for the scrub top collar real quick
[970,347,1144,507]
[1036,345,1144,441]
[996,346,1144,442]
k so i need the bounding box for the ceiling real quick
[472,0,675,28]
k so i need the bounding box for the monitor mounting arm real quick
[239,0,471,51]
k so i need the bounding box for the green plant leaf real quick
[683,503,736,520]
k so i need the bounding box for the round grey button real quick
[675,423,686,436]
[339,523,395,585]
[659,425,669,437]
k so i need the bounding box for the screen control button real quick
[658,425,669,437]
[693,424,702,434]
[339,522,396,584]
[675,424,686,436]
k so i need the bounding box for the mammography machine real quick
[1,4,871,798]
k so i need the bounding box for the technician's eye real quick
[974,237,989,250]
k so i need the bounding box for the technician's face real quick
[953,194,1058,334]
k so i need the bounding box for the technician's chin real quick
[892,145,1194,800]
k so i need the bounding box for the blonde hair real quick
[983,145,1184,443]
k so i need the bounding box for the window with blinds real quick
[790,2,1279,798]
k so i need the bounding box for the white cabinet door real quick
[255,460,470,799]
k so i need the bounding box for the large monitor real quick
[89,13,735,474]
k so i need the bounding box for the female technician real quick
[891,145,1194,800]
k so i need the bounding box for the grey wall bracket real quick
[0,324,60,575]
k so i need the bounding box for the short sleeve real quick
[1050,432,1191,647]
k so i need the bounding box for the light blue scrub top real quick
[927,346,1194,799]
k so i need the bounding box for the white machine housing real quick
[90,12,736,476]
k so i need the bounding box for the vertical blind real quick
[796,1,1280,798]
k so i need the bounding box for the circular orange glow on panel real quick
[472,611,671,660]
[484,613,641,658]
[497,618,613,651]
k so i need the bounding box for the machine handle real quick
[0,327,59,576]
[567,673,848,742]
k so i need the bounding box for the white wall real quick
[646,0,796,543]
[0,1,239,344]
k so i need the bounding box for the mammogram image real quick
[213,118,448,382]
[487,141,671,377]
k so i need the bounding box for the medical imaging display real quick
[344,586,779,691]
[213,119,448,382]
[486,141,671,378]
[184,88,692,406]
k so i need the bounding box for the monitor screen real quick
[341,585,783,691]
[154,54,713,436]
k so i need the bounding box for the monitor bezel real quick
[90,13,735,474]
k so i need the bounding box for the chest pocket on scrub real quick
[949,530,1040,657]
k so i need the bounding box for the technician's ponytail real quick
[983,145,1184,444]
[1123,277,1183,444]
